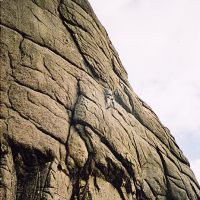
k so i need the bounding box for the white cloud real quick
[191,159,200,184]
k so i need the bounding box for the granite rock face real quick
[0,0,200,199]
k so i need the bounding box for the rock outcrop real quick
[0,0,199,199]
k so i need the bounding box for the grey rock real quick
[0,0,199,199]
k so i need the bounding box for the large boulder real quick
[0,0,199,199]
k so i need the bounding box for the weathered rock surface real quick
[0,0,199,199]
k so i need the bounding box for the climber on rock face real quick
[105,88,115,109]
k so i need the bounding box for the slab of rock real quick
[0,0,199,199]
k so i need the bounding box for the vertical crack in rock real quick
[0,0,200,200]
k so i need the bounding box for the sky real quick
[89,0,200,183]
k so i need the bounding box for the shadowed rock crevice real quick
[0,0,200,199]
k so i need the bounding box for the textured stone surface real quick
[0,0,200,199]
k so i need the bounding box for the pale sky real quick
[89,0,200,183]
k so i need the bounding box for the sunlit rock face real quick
[0,0,200,199]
